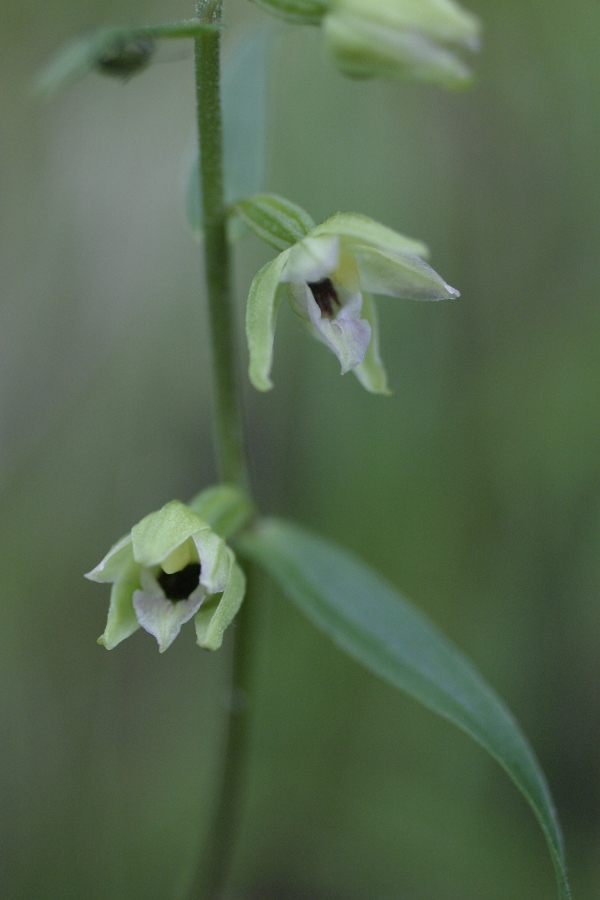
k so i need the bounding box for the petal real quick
[353,292,392,395]
[131,500,209,568]
[85,534,136,583]
[193,529,232,594]
[307,290,371,374]
[246,249,291,391]
[280,235,340,284]
[133,585,205,653]
[352,244,460,300]
[98,578,141,650]
[311,212,430,260]
[195,550,246,650]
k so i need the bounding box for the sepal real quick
[246,250,292,391]
[195,552,246,650]
[353,292,391,394]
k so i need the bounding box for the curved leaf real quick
[237,517,571,900]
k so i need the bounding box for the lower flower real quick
[85,500,246,652]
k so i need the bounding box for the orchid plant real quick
[41,2,572,898]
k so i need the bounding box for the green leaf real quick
[234,194,316,251]
[186,28,274,237]
[237,518,571,900]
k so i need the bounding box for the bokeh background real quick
[1,0,599,897]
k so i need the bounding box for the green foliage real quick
[238,517,572,900]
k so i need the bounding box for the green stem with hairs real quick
[191,2,255,896]
[194,0,248,490]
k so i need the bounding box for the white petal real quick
[280,235,340,284]
[133,585,205,653]
[306,290,371,374]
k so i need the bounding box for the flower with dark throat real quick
[244,205,459,394]
[86,500,245,652]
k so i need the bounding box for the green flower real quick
[324,0,480,88]
[239,198,459,394]
[85,500,246,652]
[249,0,480,89]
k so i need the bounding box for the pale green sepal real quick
[353,293,391,395]
[324,12,474,90]
[353,244,460,300]
[249,0,327,26]
[85,534,137,583]
[188,485,255,540]
[98,577,141,650]
[333,0,480,49]
[195,553,246,650]
[37,20,218,95]
[193,530,231,594]
[246,249,291,391]
[312,211,429,260]
[131,501,209,567]
[234,195,315,252]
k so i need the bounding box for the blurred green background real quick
[1,0,599,897]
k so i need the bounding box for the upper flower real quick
[237,196,459,394]
[85,496,247,652]
[249,0,480,89]
[324,0,480,88]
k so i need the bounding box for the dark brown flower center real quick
[158,563,201,601]
[308,278,340,318]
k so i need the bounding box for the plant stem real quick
[190,567,259,900]
[194,0,248,489]
[192,3,255,897]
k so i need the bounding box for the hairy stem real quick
[190,568,259,899]
[194,0,248,489]
[192,3,255,897]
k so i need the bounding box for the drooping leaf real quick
[237,518,571,900]
[186,28,273,237]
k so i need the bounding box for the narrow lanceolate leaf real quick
[186,28,273,237]
[238,518,571,900]
[234,194,316,251]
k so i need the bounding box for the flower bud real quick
[323,0,480,88]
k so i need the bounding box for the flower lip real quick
[157,562,201,601]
